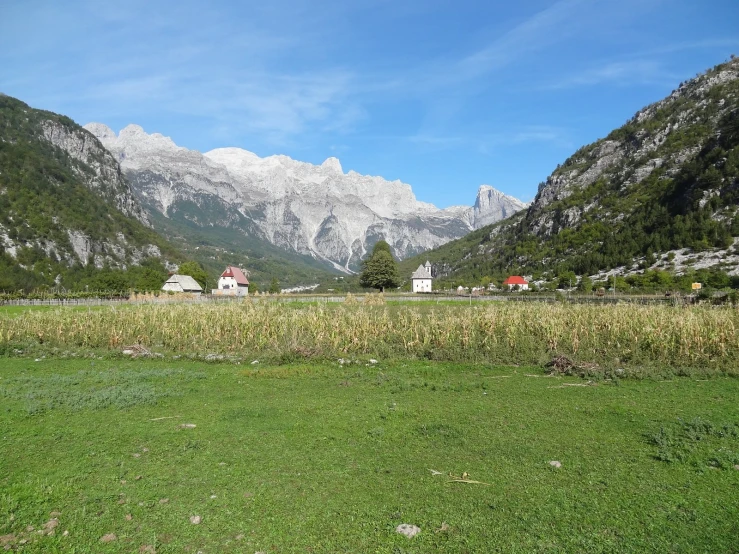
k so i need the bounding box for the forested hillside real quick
[0,95,182,291]
[402,57,739,290]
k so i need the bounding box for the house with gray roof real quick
[162,274,203,294]
[411,261,433,293]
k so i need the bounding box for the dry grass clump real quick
[1,303,737,372]
[363,293,386,305]
[545,355,601,378]
[129,292,202,303]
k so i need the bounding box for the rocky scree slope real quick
[0,95,180,290]
[405,57,739,283]
[84,122,526,273]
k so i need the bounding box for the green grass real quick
[0,305,114,317]
[1,358,738,552]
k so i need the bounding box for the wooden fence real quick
[0,293,685,307]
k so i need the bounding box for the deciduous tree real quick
[359,241,400,292]
[178,261,208,288]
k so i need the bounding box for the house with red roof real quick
[503,276,529,291]
[213,266,249,296]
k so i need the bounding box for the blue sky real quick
[2,0,738,207]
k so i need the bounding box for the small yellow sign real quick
[692,282,702,290]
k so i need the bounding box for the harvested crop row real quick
[1,302,737,371]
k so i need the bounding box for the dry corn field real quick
[2,301,738,371]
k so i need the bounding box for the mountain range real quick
[3,56,738,293]
[84,122,527,273]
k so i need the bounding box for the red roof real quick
[503,276,528,285]
[221,266,249,285]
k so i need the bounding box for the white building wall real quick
[507,283,529,291]
[212,287,248,296]
[412,278,432,293]
[215,276,248,295]
[218,276,238,289]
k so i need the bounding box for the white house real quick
[411,261,433,293]
[162,274,203,294]
[212,266,249,296]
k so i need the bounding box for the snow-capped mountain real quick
[85,123,527,272]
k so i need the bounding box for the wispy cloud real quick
[405,125,572,153]
[1,0,731,161]
[87,75,174,101]
[409,0,661,94]
[0,0,361,147]
[539,35,739,91]
[78,69,362,145]
[210,72,361,142]
[644,37,739,56]
[507,128,569,145]
[404,0,660,145]
[449,0,588,84]
[544,59,678,89]
[476,126,574,154]
[407,134,465,149]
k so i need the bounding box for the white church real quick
[411,261,433,293]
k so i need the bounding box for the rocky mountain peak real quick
[119,124,181,151]
[84,122,116,140]
[471,185,529,228]
[321,156,343,174]
[86,123,184,155]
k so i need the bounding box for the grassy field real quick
[0,305,103,317]
[1,357,738,552]
[1,301,738,373]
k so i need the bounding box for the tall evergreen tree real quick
[269,277,281,294]
[577,275,593,293]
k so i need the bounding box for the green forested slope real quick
[402,57,739,289]
[0,95,183,291]
[145,208,339,292]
